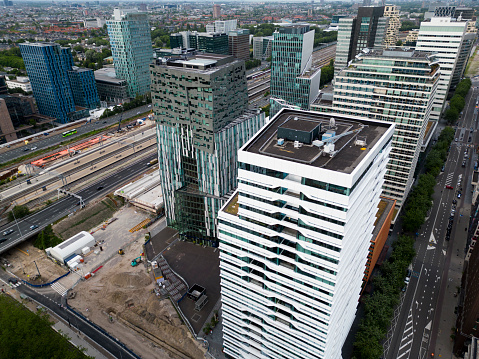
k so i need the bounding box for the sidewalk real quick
[53,321,109,359]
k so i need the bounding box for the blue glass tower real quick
[107,8,153,98]
[20,43,99,123]
[20,43,76,123]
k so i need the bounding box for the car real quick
[30,146,37,151]
[404,277,410,284]
[446,185,454,189]
[8,278,18,285]
[137,111,140,114]
[97,185,104,190]
[2,229,14,236]
[455,138,458,142]
[469,137,472,142]
[453,200,457,204]
[23,147,29,152]
[441,166,445,172]
[148,105,151,108]
[407,269,412,278]
[29,225,38,230]
[462,161,466,167]
[450,216,454,220]
[0,238,7,243]
[103,121,107,124]
[401,286,407,292]
[458,193,462,198]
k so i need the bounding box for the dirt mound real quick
[110,271,151,288]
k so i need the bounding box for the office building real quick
[197,33,229,55]
[213,4,221,18]
[0,94,38,143]
[170,33,184,49]
[107,8,152,98]
[94,67,128,104]
[83,18,106,28]
[218,109,394,359]
[313,48,439,208]
[68,67,100,109]
[426,4,475,20]
[416,17,469,121]
[334,6,388,77]
[5,77,32,92]
[384,5,400,47]
[451,22,477,89]
[19,43,93,123]
[270,24,320,115]
[150,54,265,246]
[253,36,274,60]
[3,0,13,6]
[228,29,250,61]
[206,19,237,34]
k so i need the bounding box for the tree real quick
[450,94,465,113]
[444,108,459,124]
[34,224,62,250]
[396,40,403,46]
[7,205,30,222]
[0,295,91,359]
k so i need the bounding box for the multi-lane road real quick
[384,80,479,359]
[0,152,156,253]
[0,104,151,164]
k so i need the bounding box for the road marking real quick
[51,282,67,296]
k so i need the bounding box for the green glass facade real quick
[107,9,153,98]
[150,55,265,246]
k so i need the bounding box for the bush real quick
[34,225,62,250]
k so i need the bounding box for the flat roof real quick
[243,109,392,174]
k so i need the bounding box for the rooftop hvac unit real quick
[355,136,367,147]
[329,117,336,129]
[323,143,335,155]
[277,138,285,146]
[294,141,302,148]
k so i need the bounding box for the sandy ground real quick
[68,237,206,359]
[1,239,68,284]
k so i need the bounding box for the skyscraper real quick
[334,6,388,77]
[213,4,221,18]
[270,24,321,115]
[228,29,250,61]
[150,54,265,246]
[219,108,394,359]
[107,8,152,98]
[416,17,470,121]
[313,48,439,208]
[19,43,97,123]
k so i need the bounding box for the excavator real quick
[131,256,142,267]
[118,249,124,255]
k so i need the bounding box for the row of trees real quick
[320,59,334,87]
[100,95,152,119]
[402,126,455,232]
[245,58,261,70]
[7,205,30,222]
[445,78,472,124]
[313,29,337,48]
[0,295,91,359]
[352,235,416,359]
[0,47,24,69]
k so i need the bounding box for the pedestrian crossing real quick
[445,172,454,187]
[396,309,414,359]
[10,282,21,288]
[51,282,68,296]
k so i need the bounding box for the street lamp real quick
[10,204,23,237]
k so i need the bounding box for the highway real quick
[0,152,156,254]
[384,80,479,359]
[0,104,151,164]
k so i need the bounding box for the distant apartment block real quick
[213,4,221,18]
[107,8,152,97]
[6,77,32,92]
[270,24,320,115]
[219,109,394,359]
[206,19,237,34]
[83,18,106,28]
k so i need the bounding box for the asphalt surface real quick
[0,152,156,253]
[0,275,138,359]
[384,79,479,359]
[0,104,151,163]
